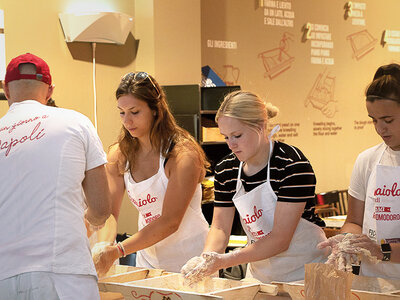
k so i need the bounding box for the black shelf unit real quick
[162,84,240,170]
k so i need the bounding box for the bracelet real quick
[116,242,126,258]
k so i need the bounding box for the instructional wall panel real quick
[201,0,400,192]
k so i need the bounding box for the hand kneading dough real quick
[181,256,205,276]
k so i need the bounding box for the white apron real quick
[124,154,209,273]
[361,146,400,279]
[232,131,328,283]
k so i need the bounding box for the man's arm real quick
[83,164,111,226]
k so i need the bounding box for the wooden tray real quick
[273,276,400,300]
[99,265,166,300]
[101,273,278,300]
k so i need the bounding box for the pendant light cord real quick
[92,42,97,130]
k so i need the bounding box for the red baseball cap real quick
[5,53,52,85]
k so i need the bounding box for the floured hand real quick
[318,233,345,249]
[181,256,205,278]
[182,251,235,285]
[350,234,383,260]
[92,242,113,263]
[321,233,379,272]
[92,243,119,278]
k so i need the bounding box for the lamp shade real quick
[59,11,133,45]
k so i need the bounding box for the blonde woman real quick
[93,72,209,275]
[182,90,328,283]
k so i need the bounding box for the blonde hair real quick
[215,90,279,130]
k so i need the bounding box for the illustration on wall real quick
[305,69,338,118]
[258,32,295,80]
[347,29,377,60]
[222,64,240,85]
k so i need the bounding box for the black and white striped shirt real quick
[214,141,324,225]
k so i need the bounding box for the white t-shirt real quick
[349,142,400,201]
[0,100,107,281]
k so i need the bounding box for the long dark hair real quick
[114,72,209,174]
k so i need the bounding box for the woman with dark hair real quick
[93,72,209,275]
[320,64,400,279]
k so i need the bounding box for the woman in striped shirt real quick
[182,90,328,283]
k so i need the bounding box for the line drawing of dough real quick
[258,32,295,80]
[222,65,240,85]
[305,69,338,118]
[347,29,377,60]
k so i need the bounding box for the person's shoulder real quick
[107,143,121,163]
[357,143,385,160]
[352,143,385,171]
[171,138,201,162]
[272,141,309,162]
[215,152,239,172]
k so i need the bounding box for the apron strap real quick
[236,161,244,191]
[266,125,279,182]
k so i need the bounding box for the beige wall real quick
[3,0,394,235]
[0,0,201,235]
[153,0,201,84]
[201,0,398,193]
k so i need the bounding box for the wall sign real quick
[345,2,367,26]
[313,121,342,136]
[383,30,400,53]
[354,120,373,130]
[262,0,294,27]
[207,39,237,49]
[307,23,334,65]
[268,122,300,142]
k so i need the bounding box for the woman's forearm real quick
[222,231,291,268]
[96,214,118,243]
[120,215,180,256]
[203,225,231,253]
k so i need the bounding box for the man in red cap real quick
[0,53,111,299]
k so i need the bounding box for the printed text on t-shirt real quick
[0,120,46,157]
[0,115,48,134]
